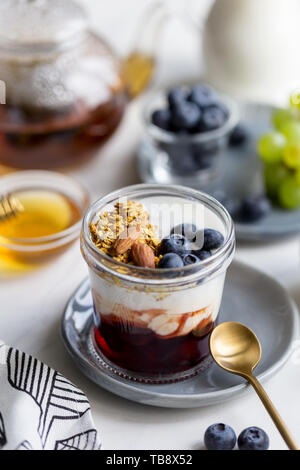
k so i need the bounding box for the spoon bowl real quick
[209,321,298,450]
[210,322,261,377]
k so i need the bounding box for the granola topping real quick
[90,200,162,266]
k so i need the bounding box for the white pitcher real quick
[202,0,300,104]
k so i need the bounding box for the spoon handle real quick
[247,374,298,450]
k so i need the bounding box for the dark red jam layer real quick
[94,312,214,376]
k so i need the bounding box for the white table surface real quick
[1,0,300,451]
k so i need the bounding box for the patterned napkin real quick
[0,341,101,450]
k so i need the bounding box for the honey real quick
[0,188,82,276]
[122,52,156,98]
[0,189,81,239]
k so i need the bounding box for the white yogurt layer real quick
[90,196,227,338]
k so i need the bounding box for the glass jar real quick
[81,184,235,383]
[0,0,127,170]
[138,90,238,189]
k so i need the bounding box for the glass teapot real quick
[0,0,162,170]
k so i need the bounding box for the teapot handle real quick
[122,0,208,99]
[121,1,168,99]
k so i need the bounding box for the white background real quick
[1,0,300,450]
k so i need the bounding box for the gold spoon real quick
[210,322,298,450]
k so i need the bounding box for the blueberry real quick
[158,253,184,269]
[215,194,240,219]
[182,253,200,266]
[229,124,248,147]
[170,152,199,174]
[163,141,199,174]
[171,101,201,131]
[193,151,215,170]
[194,155,213,170]
[171,223,197,241]
[238,427,269,451]
[198,105,227,132]
[239,195,271,223]
[188,84,217,109]
[193,249,211,261]
[167,86,188,109]
[160,234,191,257]
[202,229,224,251]
[204,423,236,450]
[151,109,171,131]
[216,102,229,119]
[193,141,219,155]
[191,141,219,169]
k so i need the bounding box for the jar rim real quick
[81,184,236,286]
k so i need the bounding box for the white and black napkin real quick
[0,341,101,450]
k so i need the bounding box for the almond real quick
[131,242,155,268]
[112,224,141,255]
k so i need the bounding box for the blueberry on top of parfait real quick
[171,223,197,241]
[182,253,201,266]
[192,249,211,261]
[158,253,184,269]
[202,228,224,251]
[160,233,191,257]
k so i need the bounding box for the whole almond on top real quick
[113,225,141,255]
[131,242,155,268]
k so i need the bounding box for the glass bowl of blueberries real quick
[139,83,239,188]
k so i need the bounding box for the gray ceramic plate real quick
[61,261,299,408]
[137,102,300,242]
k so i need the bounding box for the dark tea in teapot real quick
[0,0,127,169]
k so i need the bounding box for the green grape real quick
[278,175,300,209]
[290,91,300,109]
[272,108,295,131]
[281,121,300,144]
[282,144,300,169]
[296,170,300,185]
[264,163,290,200]
[257,132,286,163]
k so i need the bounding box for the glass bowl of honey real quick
[0,170,89,275]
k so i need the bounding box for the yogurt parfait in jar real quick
[81,184,235,383]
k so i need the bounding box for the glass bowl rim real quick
[0,170,90,248]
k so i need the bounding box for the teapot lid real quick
[0,0,88,51]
